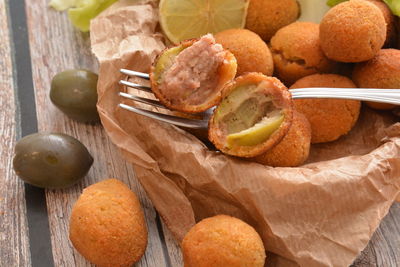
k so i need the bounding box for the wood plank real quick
[0,0,31,266]
[21,1,400,267]
[162,224,183,266]
[352,203,400,267]
[24,1,171,266]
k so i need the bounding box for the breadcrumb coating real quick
[291,74,361,143]
[216,28,274,76]
[320,0,386,62]
[245,0,299,41]
[271,22,337,86]
[182,215,266,267]
[365,0,397,47]
[69,179,148,267]
[353,49,400,110]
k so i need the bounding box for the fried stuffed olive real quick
[208,73,293,157]
[215,28,274,77]
[245,0,299,41]
[70,179,147,267]
[365,0,397,48]
[291,74,361,143]
[150,34,237,113]
[320,0,386,63]
[182,215,266,267]
[270,21,337,86]
[353,49,400,110]
[13,133,93,189]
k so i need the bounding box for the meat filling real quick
[160,34,225,106]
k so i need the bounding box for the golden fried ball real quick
[320,0,386,62]
[182,215,266,267]
[291,74,361,144]
[365,0,397,47]
[253,111,311,167]
[270,22,338,86]
[215,29,273,76]
[69,179,148,267]
[245,0,299,41]
[353,49,400,110]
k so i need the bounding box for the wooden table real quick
[1,1,399,266]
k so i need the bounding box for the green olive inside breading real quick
[215,85,285,148]
[208,73,293,158]
[152,46,185,84]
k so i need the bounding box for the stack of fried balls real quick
[210,0,400,168]
[69,1,400,267]
[148,0,399,169]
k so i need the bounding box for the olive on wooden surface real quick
[13,133,93,189]
[50,69,100,123]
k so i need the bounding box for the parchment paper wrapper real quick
[91,1,400,266]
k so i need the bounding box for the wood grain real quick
[352,203,400,267]
[162,223,183,266]
[24,1,172,266]
[0,1,31,266]
[10,1,399,267]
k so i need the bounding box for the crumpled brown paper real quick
[91,1,400,266]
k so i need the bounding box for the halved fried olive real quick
[208,73,293,158]
[150,34,237,113]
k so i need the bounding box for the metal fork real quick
[118,69,400,129]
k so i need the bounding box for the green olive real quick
[226,113,284,148]
[50,69,100,123]
[13,133,93,189]
[215,84,284,147]
[153,46,185,83]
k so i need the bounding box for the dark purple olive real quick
[50,69,100,123]
[13,133,93,189]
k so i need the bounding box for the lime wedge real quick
[68,0,118,32]
[226,113,284,148]
[49,0,78,11]
[159,0,249,44]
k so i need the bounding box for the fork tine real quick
[290,88,400,105]
[119,80,152,93]
[120,69,150,80]
[119,104,209,129]
[119,92,167,109]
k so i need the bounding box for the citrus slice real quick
[68,0,118,32]
[159,0,249,44]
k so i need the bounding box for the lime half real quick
[159,0,249,44]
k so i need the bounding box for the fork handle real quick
[290,88,400,105]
